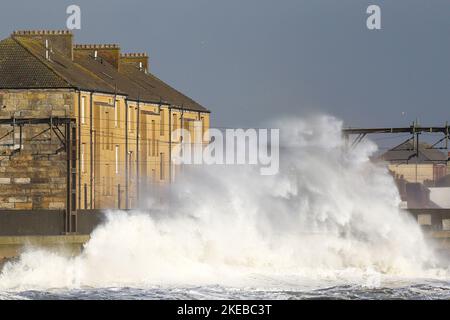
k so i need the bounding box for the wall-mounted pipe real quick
[168,105,172,183]
[78,90,81,209]
[136,97,140,206]
[90,91,94,209]
[125,98,129,209]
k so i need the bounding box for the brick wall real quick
[0,89,74,210]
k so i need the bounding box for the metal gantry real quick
[0,116,77,233]
[343,121,450,152]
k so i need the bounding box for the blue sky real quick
[1,0,450,129]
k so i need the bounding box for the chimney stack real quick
[74,44,121,69]
[12,30,73,60]
[120,53,149,72]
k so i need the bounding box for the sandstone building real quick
[0,30,210,229]
[380,140,447,184]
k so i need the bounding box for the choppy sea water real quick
[1,279,450,300]
[1,116,450,300]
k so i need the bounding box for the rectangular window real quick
[115,145,119,174]
[106,111,110,150]
[160,152,164,180]
[81,96,86,124]
[81,143,85,173]
[106,164,111,196]
[173,114,177,132]
[201,116,205,135]
[184,119,190,132]
[147,125,151,157]
[129,151,133,182]
[160,109,165,136]
[152,120,156,156]
[114,100,119,128]
[129,106,134,132]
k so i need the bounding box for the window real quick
[115,145,119,174]
[106,164,111,196]
[160,109,165,136]
[81,143,85,173]
[106,111,110,150]
[128,106,137,131]
[81,96,86,124]
[152,120,156,156]
[173,114,177,132]
[114,100,119,128]
[128,151,133,181]
[147,125,151,157]
[129,106,134,132]
[184,119,190,132]
[201,116,205,137]
[160,153,164,180]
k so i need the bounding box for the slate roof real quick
[15,36,117,94]
[0,37,70,88]
[73,49,159,102]
[380,140,448,164]
[119,62,206,111]
[0,33,208,112]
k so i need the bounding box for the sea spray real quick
[0,115,444,290]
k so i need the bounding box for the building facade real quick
[0,30,210,223]
[380,140,447,184]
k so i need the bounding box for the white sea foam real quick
[0,115,447,291]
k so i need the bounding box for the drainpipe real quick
[125,98,129,209]
[181,104,184,130]
[78,90,81,210]
[136,96,140,206]
[90,91,94,209]
[180,104,184,175]
[65,118,72,233]
[169,105,172,183]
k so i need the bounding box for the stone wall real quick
[0,89,74,210]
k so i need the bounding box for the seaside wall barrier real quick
[0,210,105,261]
[0,210,106,236]
[1,209,450,263]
